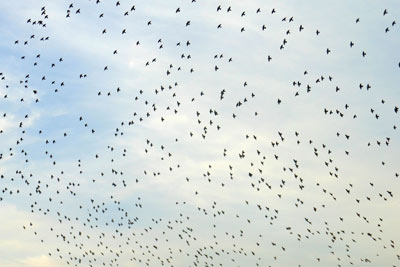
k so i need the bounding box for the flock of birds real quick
[0,0,399,266]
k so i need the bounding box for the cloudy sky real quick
[0,0,399,266]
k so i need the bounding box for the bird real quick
[0,3,399,267]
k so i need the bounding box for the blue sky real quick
[0,0,399,266]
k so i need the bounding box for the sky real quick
[0,0,399,266]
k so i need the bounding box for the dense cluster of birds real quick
[0,1,399,266]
